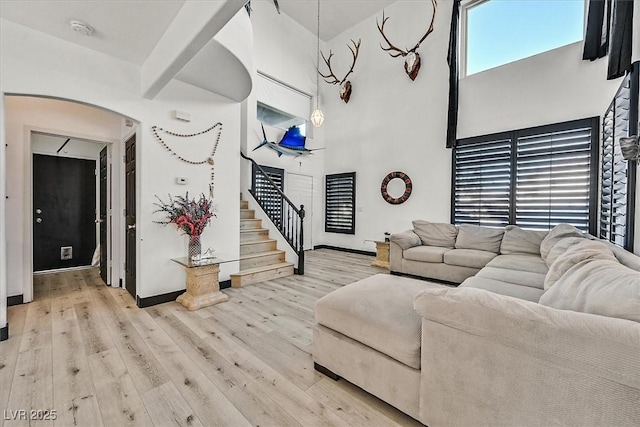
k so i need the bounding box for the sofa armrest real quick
[390,230,421,250]
[413,287,640,427]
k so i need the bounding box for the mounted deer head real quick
[319,39,361,103]
[377,0,437,81]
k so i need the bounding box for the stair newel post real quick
[298,204,305,275]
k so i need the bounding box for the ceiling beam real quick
[142,0,247,99]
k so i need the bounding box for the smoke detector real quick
[69,20,93,36]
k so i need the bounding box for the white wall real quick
[244,1,325,253]
[0,96,7,330]
[1,18,242,304]
[320,1,637,254]
[320,1,452,252]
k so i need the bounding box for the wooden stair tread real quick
[240,250,285,260]
[240,228,268,233]
[231,262,293,276]
[241,238,277,245]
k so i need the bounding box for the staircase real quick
[230,198,294,287]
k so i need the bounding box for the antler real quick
[377,0,438,56]
[411,0,437,52]
[341,39,361,84]
[319,51,341,85]
[319,39,361,85]
[377,11,407,58]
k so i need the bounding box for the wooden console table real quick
[172,256,231,310]
[371,241,390,269]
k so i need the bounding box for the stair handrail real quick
[241,151,305,274]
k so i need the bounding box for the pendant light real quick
[310,0,325,127]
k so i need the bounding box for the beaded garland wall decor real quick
[152,122,222,198]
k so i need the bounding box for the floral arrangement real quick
[154,193,214,242]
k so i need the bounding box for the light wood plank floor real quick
[1,249,422,427]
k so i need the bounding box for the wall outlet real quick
[61,246,72,260]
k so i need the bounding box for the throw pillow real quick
[539,258,640,323]
[412,220,458,248]
[455,224,504,254]
[544,239,618,289]
[500,225,548,255]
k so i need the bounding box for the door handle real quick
[127,224,136,230]
[36,209,42,214]
[36,218,42,223]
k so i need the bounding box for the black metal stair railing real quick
[240,152,305,274]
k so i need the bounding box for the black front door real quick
[125,135,136,298]
[33,154,97,271]
[99,146,108,284]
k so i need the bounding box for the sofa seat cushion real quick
[404,246,450,263]
[315,274,445,369]
[476,266,546,289]
[486,254,549,275]
[460,276,544,302]
[443,249,497,269]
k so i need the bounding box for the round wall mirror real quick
[381,172,412,205]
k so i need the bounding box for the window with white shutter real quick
[325,172,356,234]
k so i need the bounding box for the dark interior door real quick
[125,135,136,298]
[99,147,108,284]
[33,154,97,271]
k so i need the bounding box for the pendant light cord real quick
[316,0,320,109]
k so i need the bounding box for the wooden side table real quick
[172,257,229,310]
[371,241,390,269]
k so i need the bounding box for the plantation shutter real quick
[453,136,512,227]
[515,122,596,232]
[453,118,598,233]
[600,71,637,251]
[325,172,356,234]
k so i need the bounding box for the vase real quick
[189,235,201,261]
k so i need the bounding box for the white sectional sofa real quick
[313,223,640,426]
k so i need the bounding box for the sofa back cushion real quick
[539,258,640,323]
[412,220,458,248]
[540,224,586,264]
[455,224,504,254]
[544,239,619,290]
[500,225,548,255]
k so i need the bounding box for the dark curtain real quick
[446,0,461,149]
[583,0,634,80]
[608,0,634,79]
[582,0,610,60]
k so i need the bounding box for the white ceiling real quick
[277,0,396,41]
[32,133,106,157]
[0,0,397,65]
[0,0,186,65]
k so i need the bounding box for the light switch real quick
[176,177,188,185]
